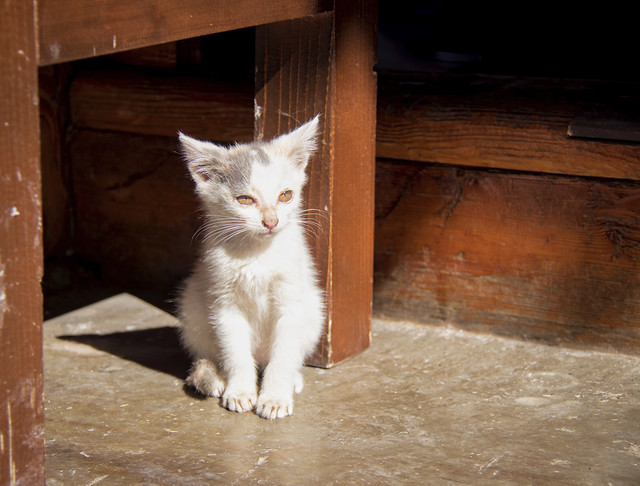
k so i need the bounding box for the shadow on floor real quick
[58,327,192,381]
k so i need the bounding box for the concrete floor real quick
[44,293,640,485]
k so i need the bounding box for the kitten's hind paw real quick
[185,359,225,397]
[256,395,294,420]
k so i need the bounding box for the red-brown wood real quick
[377,73,640,181]
[256,0,377,367]
[374,160,640,354]
[329,0,377,364]
[0,1,46,484]
[69,68,254,142]
[37,0,330,65]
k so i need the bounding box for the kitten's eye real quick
[278,190,293,203]
[237,195,256,206]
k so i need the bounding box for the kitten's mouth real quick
[260,221,280,236]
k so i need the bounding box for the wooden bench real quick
[0,1,376,482]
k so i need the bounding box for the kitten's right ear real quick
[270,115,320,169]
[178,132,225,183]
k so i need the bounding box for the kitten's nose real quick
[263,218,278,230]
[262,208,279,231]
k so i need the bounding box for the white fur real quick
[178,117,324,419]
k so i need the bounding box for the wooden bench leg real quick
[255,2,377,367]
[0,1,46,483]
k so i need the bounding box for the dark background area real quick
[378,0,637,80]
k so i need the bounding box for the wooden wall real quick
[42,39,640,355]
[374,161,640,353]
[374,73,640,354]
[70,131,199,288]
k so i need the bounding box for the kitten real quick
[177,117,324,420]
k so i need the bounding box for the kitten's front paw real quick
[256,394,294,420]
[221,389,257,413]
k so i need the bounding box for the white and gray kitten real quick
[177,117,324,419]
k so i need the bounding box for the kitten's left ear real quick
[178,132,227,183]
[272,115,320,169]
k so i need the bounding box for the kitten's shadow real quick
[58,326,192,382]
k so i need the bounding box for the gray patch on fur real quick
[218,144,271,193]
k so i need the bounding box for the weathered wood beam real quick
[0,0,45,483]
[38,0,330,65]
[377,72,640,181]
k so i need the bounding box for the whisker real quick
[300,208,329,219]
[296,208,329,241]
[192,216,249,246]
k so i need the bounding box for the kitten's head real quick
[179,116,319,242]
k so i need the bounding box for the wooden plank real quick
[0,0,46,484]
[374,160,640,354]
[71,130,199,290]
[256,1,377,367]
[377,73,640,181]
[38,0,330,65]
[329,0,377,364]
[70,68,254,142]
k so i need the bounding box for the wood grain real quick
[377,73,640,181]
[374,160,640,354]
[329,0,377,365]
[0,1,46,483]
[38,0,330,65]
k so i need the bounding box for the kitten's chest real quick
[232,258,278,292]
[226,255,284,322]
[210,234,301,304]
[222,243,291,298]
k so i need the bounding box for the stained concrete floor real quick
[44,293,640,485]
